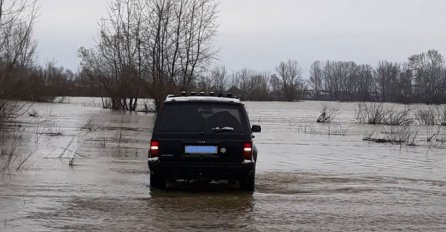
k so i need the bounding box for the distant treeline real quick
[3,50,446,105]
[196,49,446,104]
[308,50,446,104]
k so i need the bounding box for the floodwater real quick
[0,98,445,231]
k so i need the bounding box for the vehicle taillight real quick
[149,140,160,157]
[243,142,253,160]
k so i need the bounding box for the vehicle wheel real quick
[150,172,166,189]
[240,170,255,192]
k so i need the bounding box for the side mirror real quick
[251,125,261,133]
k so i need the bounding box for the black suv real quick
[148,93,261,191]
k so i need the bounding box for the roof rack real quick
[164,92,240,102]
[165,92,238,99]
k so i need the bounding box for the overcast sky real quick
[34,0,446,76]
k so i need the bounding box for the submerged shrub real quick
[0,100,23,130]
[436,106,446,126]
[363,125,419,145]
[0,100,6,129]
[386,106,413,126]
[356,103,415,126]
[416,107,437,125]
[317,103,339,123]
[355,103,388,125]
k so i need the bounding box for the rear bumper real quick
[148,160,255,181]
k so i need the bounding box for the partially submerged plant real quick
[58,134,89,167]
[317,103,339,123]
[356,103,415,126]
[363,125,419,145]
[81,116,101,131]
[415,107,437,125]
[383,125,417,144]
[36,122,63,136]
[436,106,446,126]
[327,124,348,136]
[1,126,35,175]
[297,123,316,134]
[386,106,413,126]
[363,130,375,141]
[355,103,388,125]
[1,101,29,130]
[28,109,39,118]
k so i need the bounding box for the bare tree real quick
[356,64,375,101]
[230,69,251,100]
[408,49,445,103]
[247,73,270,100]
[375,61,401,102]
[142,0,218,109]
[1,0,38,96]
[309,61,323,100]
[79,0,144,111]
[197,66,227,93]
[269,74,282,100]
[276,60,303,101]
[208,66,227,93]
[0,0,37,127]
[80,0,218,111]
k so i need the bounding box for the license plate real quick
[185,145,218,154]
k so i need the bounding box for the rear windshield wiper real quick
[211,127,235,133]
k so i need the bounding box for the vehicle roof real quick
[164,96,241,104]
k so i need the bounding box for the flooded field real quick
[1,98,445,231]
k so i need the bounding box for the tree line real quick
[309,50,446,104]
[193,49,446,104]
[0,0,80,102]
[79,48,446,105]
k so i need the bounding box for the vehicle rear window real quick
[156,103,248,132]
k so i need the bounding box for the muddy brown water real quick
[0,98,445,231]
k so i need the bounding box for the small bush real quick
[81,116,101,131]
[0,100,26,129]
[384,126,418,144]
[355,103,388,125]
[415,107,436,125]
[363,125,418,145]
[317,103,339,123]
[28,109,39,118]
[356,103,416,126]
[436,106,446,126]
[386,106,413,126]
[1,126,35,175]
